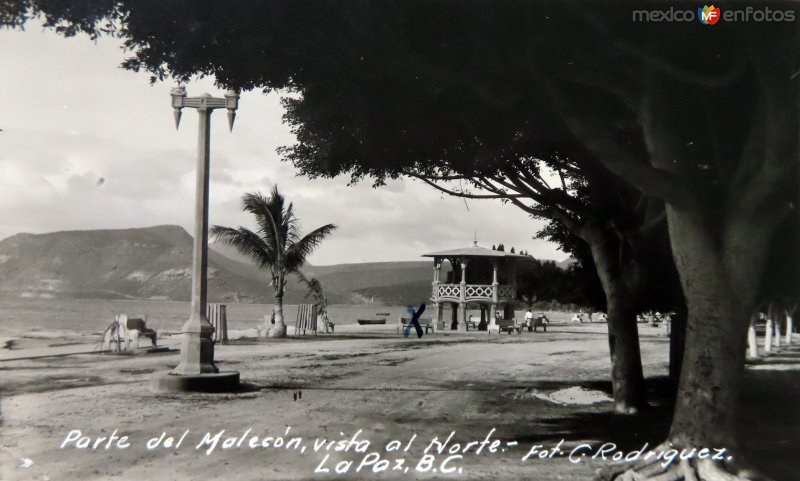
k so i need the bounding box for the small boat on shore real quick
[357,318,387,325]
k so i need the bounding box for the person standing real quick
[524,309,534,329]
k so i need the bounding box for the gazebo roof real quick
[422,244,528,258]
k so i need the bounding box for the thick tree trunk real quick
[668,306,687,380]
[602,205,782,480]
[606,293,647,413]
[668,287,747,446]
[665,207,758,448]
[589,238,648,414]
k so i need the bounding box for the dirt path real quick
[0,325,795,480]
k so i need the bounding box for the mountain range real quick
[0,225,432,305]
[0,225,571,305]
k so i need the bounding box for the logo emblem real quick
[699,5,720,25]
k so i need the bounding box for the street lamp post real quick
[152,87,240,391]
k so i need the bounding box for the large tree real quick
[5,2,797,478]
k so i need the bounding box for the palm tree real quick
[296,272,332,332]
[210,186,336,337]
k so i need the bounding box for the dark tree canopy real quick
[7,1,792,186]
[6,1,792,301]
[5,1,794,254]
[5,2,799,468]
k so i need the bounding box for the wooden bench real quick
[396,317,434,334]
[493,318,521,335]
[524,316,548,332]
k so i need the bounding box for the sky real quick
[0,22,565,265]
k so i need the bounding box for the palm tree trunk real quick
[271,294,288,337]
[271,276,288,337]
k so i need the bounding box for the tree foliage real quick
[515,258,594,309]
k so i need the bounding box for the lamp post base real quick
[150,371,240,393]
[173,331,218,374]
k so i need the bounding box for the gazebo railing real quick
[497,285,515,300]
[465,284,494,300]
[433,283,516,302]
[436,284,462,299]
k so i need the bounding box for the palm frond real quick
[296,271,327,313]
[241,192,281,251]
[266,185,292,248]
[285,223,338,272]
[210,225,275,269]
[283,202,302,245]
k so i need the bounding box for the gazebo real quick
[423,242,528,331]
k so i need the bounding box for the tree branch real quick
[407,173,526,199]
[540,75,692,208]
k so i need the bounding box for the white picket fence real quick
[747,314,794,359]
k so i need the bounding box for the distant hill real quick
[304,261,432,292]
[0,225,284,302]
[354,280,435,306]
[0,225,435,305]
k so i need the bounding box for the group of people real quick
[466,309,550,330]
[524,309,549,328]
[637,311,668,325]
[568,311,610,323]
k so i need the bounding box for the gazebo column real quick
[458,258,468,331]
[489,261,499,330]
[432,259,442,331]
[504,261,517,320]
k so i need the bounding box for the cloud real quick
[0,23,565,265]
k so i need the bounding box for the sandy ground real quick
[1,321,798,481]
